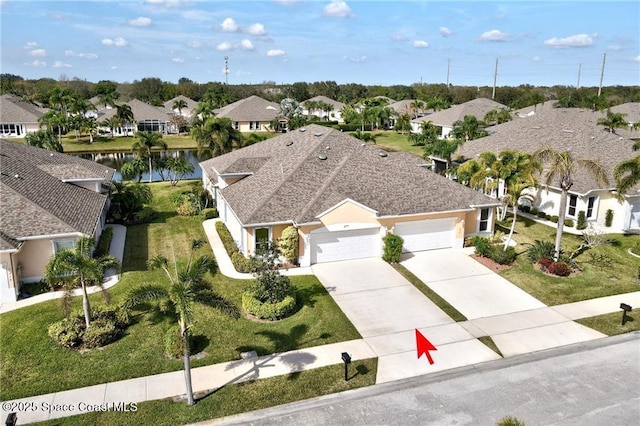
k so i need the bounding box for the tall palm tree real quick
[25,129,64,152]
[191,116,243,157]
[44,236,120,328]
[484,108,512,125]
[614,141,640,200]
[450,115,488,142]
[533,145,608,260]
[394,113,412,135]
[98,91,119,109]
[303,100,320,118]
[132,131,168,183]
[408,120,439,146]
[123,240,239,406]
[116,104,135,136]
[102,116,120,139]
[39,110,67,144]
[173,99,188,116]
[597,109,628,134]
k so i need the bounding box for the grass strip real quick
[36,359,378,426]
[391,263,467,322]
[576,311,640,336]
[478,336,503,357]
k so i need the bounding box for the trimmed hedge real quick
[93,227,113,258]
[216,221,239,257]
[564,219,574,228]
[242,293,297,321]
[200,208,219,220]
[576,211,587,230]
[231,252,259,273]
[382,234,404,263]
[605,209,614,227]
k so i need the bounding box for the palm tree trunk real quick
[504,203,517,251]
[554,188,569,260]
[148,150,153,184]
[182,327,195,406]
[81,280,92,328]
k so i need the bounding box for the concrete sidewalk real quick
[0,225,127,314]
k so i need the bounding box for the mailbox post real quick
[620,303,632,325]
[341,352,351,381]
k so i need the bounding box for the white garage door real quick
[311,227,381,264]
[394,218,455,253]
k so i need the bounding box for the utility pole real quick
[597,53,606,97]
[492,58,498,100]
[446,59,450,87]
[224,56,229,85]
[576,63,582,88]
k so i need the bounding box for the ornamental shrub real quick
[536,211,547,219]
[48,305,128,349]
[279,226,299,263]
[216,222,239,256]
[48,317,83,348]
[133,206,157,223]
[247,271,295,304]
[200,208,219,219]
[82,319,119,349]
[471,235,492,257]
[231,252,259,273]
[489,246,517,265]
[576,211,587,230]
[527,240,555,263]
[564,219,574,228]
[538,257,553,270]
[548,261,571,277]
[382,233,404,263]
[164,325,186,359]
[176,201,197,216]
[530,207,539,215]
[605,209,614,227]
[550,215,559,223]
[242,293,297,321]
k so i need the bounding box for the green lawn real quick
[576,311,640,335]
[0,182,361,401]
[36,359,378,426]
[498,215,640,306]
[345,130,424,157]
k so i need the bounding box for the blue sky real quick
[1,0,638,87]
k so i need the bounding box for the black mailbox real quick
[5,413,17,426]
[341,352,351,364]
[620,303,632,312]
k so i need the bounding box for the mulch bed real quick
[470,253,512,273]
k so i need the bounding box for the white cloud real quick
[111,66,118,70]
[65,50,98,59]
[172,57,185,63]
[31,60,47,67]
[633,55,640,62]
[479,29,509,42]
[221,17,239,32]
[102,37,129,47]
[533,56,542,62]
[240,39,255,50]
[544,33,594,48]
[413,40,429,48]
[342,55,367,63]
[30,49,47,57]
[246,23,266,36]
[144,0,181,7]
[25,42,39,49]
[216,42,233,51]
[129,17,152,27]
[323,1,354,18]
[54,61,72,68]
[274,0,299,4]
[186,40,205,48]
[439,27,453,37]
[267,49,286,57]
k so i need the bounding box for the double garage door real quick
[310,227,380,264]
[394,218,456,253]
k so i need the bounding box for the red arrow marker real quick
[416,328,437,365]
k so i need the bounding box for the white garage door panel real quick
[311,228,380,264]
[395,218,455,252]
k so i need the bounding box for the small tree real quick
[278,226,299,264]
[382,234,404,263]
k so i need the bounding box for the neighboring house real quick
[0,94,46,138]
[200,124,498,266]
[0,140,115,303]
[454,107,640,232]
[163,95,198,118]
[388,99,433,129]
[607,102,640,140]
[213,95,280,132]
[301,96,346,123]
[411,98,508,137]
[98,99,171,135]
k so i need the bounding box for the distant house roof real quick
[0,94,46,124]
[514,100,558,117]
[389,99,433,117]
[413,98,508,127]
[163,95,198,114]
[0,140,114,243]
[607,102,640,140]
[455,107,639,195]
[302,96,345,110]
[99,99,170,122]
[200,124,496,226]
[214,95,280,122]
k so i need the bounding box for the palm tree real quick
[102,116,120,139]
[408,120,439,146]
[120,157,148,182]
[44,236,120,328]
[173,99,188,116]
[614,142,640,200]
[25,129,64,152]
[423,138,461,173]
[191,116,243,157]
[533,145,608,260]
[394,113,412,135]
[108,181,152,222]
[427,96,450,112]
[409,100,426,119]
[132,131,168,183]
[98,91,119,109]
[166,157,195,186]
[116,104,135,136]
[303,100,319,118]
[597,109,628,134]
[450,115,488,142]
[353,129,377,144]
[484,108,512,125]
[122,240,239,405]
[39,110,67,144]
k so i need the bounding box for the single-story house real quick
[454,107,640,232]
[0,140,115,303]
[301,96,346,123]
[164,95,198,119]
[411,98,508,137]
[98,99,171,135]
[200,124,499,266]
[0,94,46,138]
[214,95,281,132]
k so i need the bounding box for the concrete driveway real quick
[312,258,501,383]
[401,249,605,357]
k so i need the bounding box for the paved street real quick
[208,333,640,426]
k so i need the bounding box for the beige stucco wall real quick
[320,201,379,226]
[235,121,271,133]
[246,223,291,255]
[15,239,54,280]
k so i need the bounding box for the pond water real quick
[77,149,212,182]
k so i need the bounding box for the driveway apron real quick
[312,258,501,383]
[401,249,605,357]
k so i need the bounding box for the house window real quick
[586,196,597,219]
[478,208,490,232]
[254,121,260,130]
[53,239,76,253]
[255,228,270,252]
[568,194,578,217]
[234,121,240,130]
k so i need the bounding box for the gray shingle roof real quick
[0,94,46,124]
[455,107,639,194]
[201,125,496,225]
[214,95,280,122]
[98,99,170,122]
[0,140,114,240]
[163,95,198,113]
[302,96,345,110]
[414,98,508,127]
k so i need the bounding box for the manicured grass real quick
[498,215,640,306]
[576,311,640,336]
[391,263,467,322]
[37,359,377,426]
[10,134,198,153]
[345,130,424,157]
[0,182,361,401]
[478,336,503,357]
